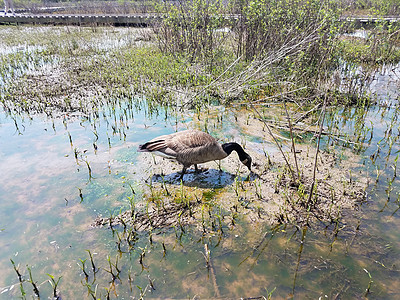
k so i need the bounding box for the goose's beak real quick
[244,160,251,171]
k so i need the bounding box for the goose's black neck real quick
[222,142,247,160]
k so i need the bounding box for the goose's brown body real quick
[139,130,227,167]
[138,129,252,178]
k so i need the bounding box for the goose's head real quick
[241,153,252,171]
[222,142,252,171]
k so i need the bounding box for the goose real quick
[138,129,252,179]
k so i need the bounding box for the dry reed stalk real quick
[307,95,327,207]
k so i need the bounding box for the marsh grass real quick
[1,16,397,118]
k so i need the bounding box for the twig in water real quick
[307,95,327,208]
[249,102,296,182]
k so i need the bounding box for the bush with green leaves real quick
[153,0,228,65]
[154,0,343,93]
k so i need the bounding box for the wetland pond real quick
[1,26,400,299]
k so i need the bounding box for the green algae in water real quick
[202,189,219,201]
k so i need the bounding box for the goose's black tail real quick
[137,140,165,152]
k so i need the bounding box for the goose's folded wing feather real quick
[138,130,223,163]
[176,142,226,164]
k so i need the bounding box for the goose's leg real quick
[179,166,187,180]
[194,164,208,173]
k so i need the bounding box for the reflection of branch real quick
[239,230,274,269]
[203,244,220,298]
[292,226,308,295]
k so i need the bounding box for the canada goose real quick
[138,130,252,179]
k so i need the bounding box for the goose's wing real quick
[138,130,220,161]
[139,130,214,149]
[170,131,227,164]
[168,130,217,150]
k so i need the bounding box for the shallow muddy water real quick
[0,98,399,299]
[0,26,400,299]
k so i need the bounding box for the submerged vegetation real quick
[1,0,400,298]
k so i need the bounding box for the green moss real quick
[202,189,218,201]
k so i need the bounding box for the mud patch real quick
[92,199,197,231]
